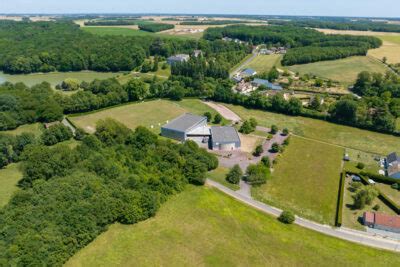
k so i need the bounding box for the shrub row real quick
[335,171,346,227]
[360,171,400,185]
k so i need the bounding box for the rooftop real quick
[167,54,190,61]
[372,212,400,229]
[162,113,206,133]
[387,152,399,164]
[241,68,257,76]
[211,126,240,144]
[252,78,283,90]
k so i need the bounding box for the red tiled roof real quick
[364,211,375,224]
[374,213,400,229]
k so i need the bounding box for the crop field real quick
[287,56,387,84]
[368,36,400,64]
[69,99,224,134]
[224,104,400,156]
[243,54,282,73]
[0,163,22,208]
[252,136,343,225]
[66,186,400,266]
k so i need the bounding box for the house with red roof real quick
[363,212,400,233]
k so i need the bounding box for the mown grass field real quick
[2,123,42,136]
[252,136,343,225]
[224,103,400,156]
[69,99,224,134]
[206,166,239,191]
[368,36,400,64]
[0,163,22,208]
[66,186,400,266]
[243,54,282,73]
[287,56,387,84]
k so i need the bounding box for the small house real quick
[167,54,190,65]
[363,212,400,233]
[386,152,400,179]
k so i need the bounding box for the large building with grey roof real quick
[161,113,241,151]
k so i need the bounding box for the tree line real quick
[0,119,218,265]
[204,25,381,65]
[138,23,175,32]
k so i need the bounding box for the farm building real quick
[251,78,283,91]
[210,126,241,151]
[386,152,400,179]
[161,114,241,151]
[161,113,208,142]
[167,54,190,65]
[363,212,400,233]
[240,68,257,77]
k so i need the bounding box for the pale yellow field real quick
[317,28,400,36]
[368,40,400,64]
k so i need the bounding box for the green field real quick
[206,166,239,191]
[0,71,122,88]
[82,27,197,40]
[287,56,387,84]
[253,136,343,224]
[66,186,400,266]
[243,54,282,73]
[0,163,22,208]
[2,123,42,136]
[224,104,400,156]
[69,99,224,134]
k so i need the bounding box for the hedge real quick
[360,171,400,185]
[335,171,346,227]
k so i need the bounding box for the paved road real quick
[203,101,241,123]
[206,179,400,252]
[230,51,258,78]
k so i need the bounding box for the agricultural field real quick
[0,71,122,88]
[252,136,343,225]
[206,166,239,191]
[2,123,42,136]
[368,35,400,64]
[66,186,400,266]
[242,54,282,73]
[224,103,400,156]
[342,178,397,230]
[69,99,224,134]
[287,56,387,84]
[0,163,22,208]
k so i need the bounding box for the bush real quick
[391,183,399,190]
[352,185,378,209]
[356,162,365,170]
[253,144,264,157]
[373,204,380,211]
[226,164,243,184]
[204,112,212,122]
[261,156,271,167]
[283,137,290,146]
[270,142,280,153]
[213,114,223,124]
[278,211,295,224]
[282,128,289,136]
[245,163,270,185]
[239,120,255,134]
[270,125,278,134]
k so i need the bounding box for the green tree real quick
[226,164,243,184]
[261,156,271,167]
[213,114,223,124]
[245,163,270,185]
[270,142,280,153]
[352,186,378,209]
[268,67,280,82]
[124,79,149,101]
[253,144,264,157]
[270,125,278,134]
[278,211,295,224]
[204,112,212,122]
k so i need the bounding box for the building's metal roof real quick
[162,113,206,133]
[167,54,190,62]
[241,68,257,76]
[252,78,283,90]
[211,126,240,144]
[387,152,399,164]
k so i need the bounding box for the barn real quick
[161,113,209,142]
[210,126,241,151]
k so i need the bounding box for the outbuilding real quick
[210,126,241,151]
[161,113,209,141]
[363,212,400,233]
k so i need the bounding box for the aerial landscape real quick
[1,0,400,265]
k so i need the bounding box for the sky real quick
[1,0,400,18]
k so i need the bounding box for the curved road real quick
[206,179,400,252]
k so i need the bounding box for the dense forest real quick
[268,19,400,33]
[204,25,382,65]
[84,19,138,26]
[0,119,218,265]
[138,23,175,32]
[0,21,248,74]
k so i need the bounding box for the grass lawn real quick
[206,166,239,191]
[342,178,397,230]
[243,54,282,73]
[287,56,387,84]
[69,99,225,134]
[252,136,343,225]
[0,163,22,208]
[2,123,42,137]
[229,54,253,73]
[224,103,400,156]
[66,186,400,266]
[375,183,400,204]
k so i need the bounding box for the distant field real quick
[316,28,400,36]
[66,186,400,266]
[69,99,223,134]
[368,36,400,64]
[82,26,198,40]
[2,123,42,136]
[243,54,282,73]
[0,163,22,208]
[253,136,343,225]
[224,104,400,156]
[287,56,387,84]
